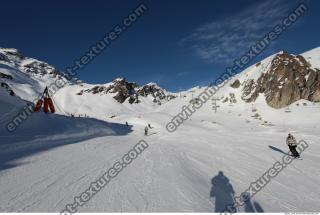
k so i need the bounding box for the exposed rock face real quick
[0,72,13,80]
[0,82,15,96]
[1,48,25,60]
[241,79,259,102]
[230,79,240,88]
[0,52,11,63]
[23,61,57,76]
[78,77,139,104]
[112,78,139,104]
[77,78,175,105]
[0,48,69,80]
[0,70,15,96]
[241,51,320,108]
[229,93,237,103]
[137,83,176,105]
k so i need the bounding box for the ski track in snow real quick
[1,47,320,212]
[0,110,319,212]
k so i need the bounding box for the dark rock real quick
[0,72,13,80]
[77,78,175,104]
[137,83,176,104]
[241,52,320,108]
[1,82,15,96]
[230,79,241,88]
[0,53,10,63]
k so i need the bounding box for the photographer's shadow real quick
[210,171,236,212]
[210,172,264,213]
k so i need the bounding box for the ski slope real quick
[0,87,320,212]
[1,47,320,212]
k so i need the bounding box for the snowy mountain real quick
[1,47,320,212]
[0,48,72,102]
[1,47,320,117]
[75,78,175,105]
[0,48,176,117]
[229,48,320,108]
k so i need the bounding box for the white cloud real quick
[181,0,297,64]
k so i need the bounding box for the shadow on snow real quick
[0,113,133,172]
[210,171,264,213]
[269,145,290,156]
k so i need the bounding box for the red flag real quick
[34,99,43,112]
[47,98,55,113]
[43,98,49,113]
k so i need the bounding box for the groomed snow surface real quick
[0,47,320,212]
[0,85,320,213]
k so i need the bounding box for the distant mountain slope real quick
[0,48,71,101]
[1,46,320,122]
[216,48,320,108]
[0,48,176,118]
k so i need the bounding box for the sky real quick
[0,0,319,91]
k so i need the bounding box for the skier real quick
[144,126,149,136]
[286,133,300,158]
[148,123,153,129]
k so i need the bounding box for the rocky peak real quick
[0,48,24,62]
[111,77,139,103]
[137,82,176,105]
[77,79,176,105]
[0,82,15,96]
[78,77,140,104]
[0,47,69,81]
[241,52,320,108]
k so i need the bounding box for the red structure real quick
[33,87,55,113]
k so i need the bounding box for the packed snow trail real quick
[0,110,319,212]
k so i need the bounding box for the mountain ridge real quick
[1,46,320,112]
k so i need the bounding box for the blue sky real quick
[1,0,319,91]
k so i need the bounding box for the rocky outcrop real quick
[241,51,320,108]
[0,52,11,63]
[230,79,240,88]
[229,93,237,103]
[78,77,139,104]
[23,61,57,76]
[77,79,176,105]
[0,48,69,81]
[137,83,176,105]
[112,78,139,104]
[241,79,259,103]
[1,48,25,60]
[0,72,13,80]
[0,82,15,96]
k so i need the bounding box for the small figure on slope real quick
[144,126,149,136]
[286,133,300,158]
[148,123,153,129]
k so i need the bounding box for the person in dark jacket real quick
[144,126,148,136]
[286,133,300,158]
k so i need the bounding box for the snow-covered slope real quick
[0,48,71,101]
[0,48,176,118]
[1,47,320,119]
[53,83,160,118]
[1,84,319,212]
[301,47,320,69]
[0,47,320,212]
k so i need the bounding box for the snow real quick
[0,48,320,212]
[234,53,276,83]
[301,47,320,69]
